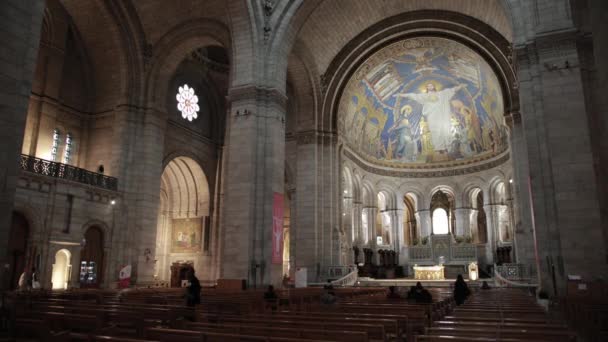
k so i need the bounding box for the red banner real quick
[272,192,284,264]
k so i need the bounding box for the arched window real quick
[430,190,454,235]
[432,208,449,235]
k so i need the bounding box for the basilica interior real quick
[0,0,607,340]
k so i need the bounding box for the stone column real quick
[293,132,318,281]
[516,29,607,292]
[0,0,45,290]
[132,108,167,284]
[482,204,498,266]
[454,208,469,237]
[389,209,402,265]
[417,210,432,239]
[388,209,402,250]
[352,201,362,245]
[342,196,353,247]
[221,86,286,288]
[508,114,536,268]
[287,188,296,277]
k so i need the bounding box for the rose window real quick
[176,84,199,121]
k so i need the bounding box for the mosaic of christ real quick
[338,37,508,166]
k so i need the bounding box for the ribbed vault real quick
[160,157,210,217]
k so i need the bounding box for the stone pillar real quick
[133,108,167,284]
[342,196,353,246]
[508,114,537,269]
[454,208,469,237]
[590,0,608,276]
[516,29,607,292]
[417,210,431,239]
[482,204,498,266]
[0,0,45,290]
[287,188,296,277]
[389,209,402,248]
[221,86,286,288]
[294,132,317,281]
[352,201,362,245]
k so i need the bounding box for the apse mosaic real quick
[338,37,508,167]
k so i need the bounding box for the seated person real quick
[414,282,433,303]
[324,279,334,290]
[453,274,470,305]
[320,289,337,305]
[264,285,278,311]
[386,286,401,299]
[406,285,417,302]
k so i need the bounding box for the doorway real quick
[8,212,29,289]
[51,249,71,289]
[80,226,104,288]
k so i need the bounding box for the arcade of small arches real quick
[341,166,515,276]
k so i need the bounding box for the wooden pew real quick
[424,326,577,341]
[183,321,368,342]
[195,316,387,341]
[145,327,335,342]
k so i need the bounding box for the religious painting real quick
[171,218,202,253]
[338,37,508,167]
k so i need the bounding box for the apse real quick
[339,37,507,170]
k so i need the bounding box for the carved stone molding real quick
[228,85,287,111]
[296,130,337,145]
[343,149,510,178]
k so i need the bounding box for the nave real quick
[4,284,601,342]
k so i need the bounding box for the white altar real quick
[413,265,445,280]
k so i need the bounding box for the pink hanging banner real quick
[272,192,284,264]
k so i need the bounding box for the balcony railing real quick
[19,154,118,191]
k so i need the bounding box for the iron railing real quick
[19,154,118,191]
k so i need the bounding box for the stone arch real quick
[402,192,419,246]
[488,176,508,204]
[80,225,105,288]
[80,220,111,248]
[376,190,395,245]
[430,187,457,235]
[319,9,518,136]
[145,19,231,108]
[157,156,214,283]
[58,0,135,110]
[287,49,320,133]
[51,249,72,290]
[12,204,42,240]
[291,1,514,66]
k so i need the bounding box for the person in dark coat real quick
[264,285,278,311]
[386,286,401,299]
[186,269,201,307]
[414,282,433,303]
[453,274,470,305]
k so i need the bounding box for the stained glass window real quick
[176,84,199,121]
[51,129,61,161]
[63,132,73,164]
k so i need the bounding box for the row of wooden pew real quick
[560,296,608,342]
[4,286,454,341]
[415,287,579,341]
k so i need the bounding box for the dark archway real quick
[8,212,30,289]
[80,226,104,288]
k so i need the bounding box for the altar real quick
[413,265,445,280]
